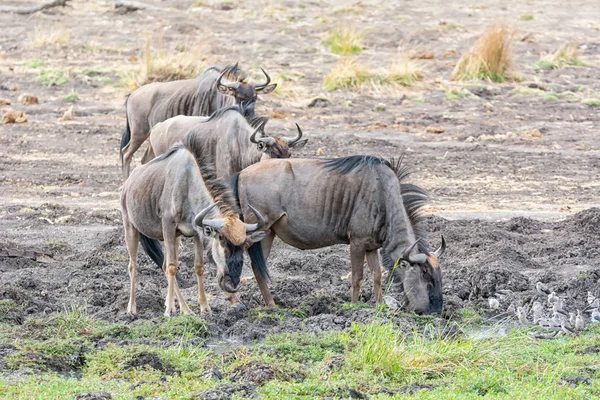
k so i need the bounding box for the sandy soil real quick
[1,0,599,338]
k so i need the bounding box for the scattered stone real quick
[559,375,591,387]
[307,97,331,108]
[383,295,399,310]
[74,392,112,400]
[373,103,386,112]
[464,136,476,143]
[18,94,38,105]
[521,128,542,138]
[203,367,223,380]
[315,147,325,156]
[0,98,10,105]
[347,388,367,399]
[426,126,445,134]
[2,109,27,123]
[195,383,256,400]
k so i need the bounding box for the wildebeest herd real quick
[119,64,446,317]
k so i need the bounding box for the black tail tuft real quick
[139,234,164,268]
[120,119,131,164]
[247,242,270,283]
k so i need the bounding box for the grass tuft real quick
[535,42,585,69]
[385,58,424,86]
[122,35,208,91]
[324,27,363,54]
[323,57,373,90]
[452,22,515,82]
[30,24,71,47]
[64,90,79,102]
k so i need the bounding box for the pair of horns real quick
[250,123,304,146]
[216,63,271,90]
[194,204,265,233]
[402,236,446,265]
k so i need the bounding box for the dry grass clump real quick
[323,57,372,90]
[323,56,423,91]
[452,23,515,83]
[123,36,209,91]
[30,24,71,47]
[324,27,364,54]
[386,58,423,86]
[536,42,584,69]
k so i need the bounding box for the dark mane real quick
[324,155,430,253]
[202,104,245,123]
[148,143,184,165]
[182,134,241,218]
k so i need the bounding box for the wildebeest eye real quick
[203,226,215,237]
[257,142,266,151]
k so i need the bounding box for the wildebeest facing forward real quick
[120,64,276,178]
[141,105,307,178]
[120,134,267,316]
[231,156,445,314]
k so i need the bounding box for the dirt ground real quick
[1,0,599,341]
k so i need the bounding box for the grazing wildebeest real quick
[120,64,277,178]
[141,105,307,177]
[230,155,446,314]
[120,134,267,316]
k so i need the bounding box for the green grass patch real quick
[22,59,46,68]
[64,90,79,102]
[582,98,600,106]
[323,27,363,54]
[519,13,534,21]
[38,69,69,86]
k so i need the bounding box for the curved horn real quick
[283,123,303,145]
[249,124,263,143]
[245,205,266,232]
[194,204,216,227]
[217,63,240,89]
[433,236,446,259]
[253,68,271,89]
[401,238,428,264]
[249,120,273,145]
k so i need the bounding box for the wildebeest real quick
[141,105,307,177]
[120,133,267,316]
[120,64,276,178]
[230,155,445,314]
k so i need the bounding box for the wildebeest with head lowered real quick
[141,105,307,178]
[120,133,267,316]
[120,64,277,177]
[231,156,445,314]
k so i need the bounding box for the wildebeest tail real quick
[247,242,270,282]
[139,234,164,268]
[120,96,131,164]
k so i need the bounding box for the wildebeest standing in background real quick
[231,156,445,314]
[142,105,307,177]
[120,134,267,316]
[120,64,277,177]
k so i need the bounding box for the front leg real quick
[350,245,366,303]
[193,235,211,313]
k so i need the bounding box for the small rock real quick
[0,98,10,106]
[203,367,223,380]
[315,147,325,156]
[426,126,445,134]
[464,136,475,143]
[383,295,399,310]
[18,94,39,105]
[74,392,112,400]
[307,97,331,108]
[2,109,27,123]
[373,103,386,112]
[521,128,543,138]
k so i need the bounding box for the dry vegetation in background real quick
[122,35,209,91]
[29,24,71,48]
[452,22,515,82]
[536,41,585,69]
[323,27,364,54]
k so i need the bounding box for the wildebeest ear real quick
[258,83,277,94]
[289,138,308,149]
[246,230,269,246]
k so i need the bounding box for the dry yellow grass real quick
[385,58,423,86]
[452,23,515,82]
[536,42,584,69]
[323,56,423,91]
[30,24,71,47]
[122,35,209,91]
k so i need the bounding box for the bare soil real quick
[1,0,599,341]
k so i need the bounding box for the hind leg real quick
[366,251,382,303]
[122,119,150,179]
[123,219,139,315]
